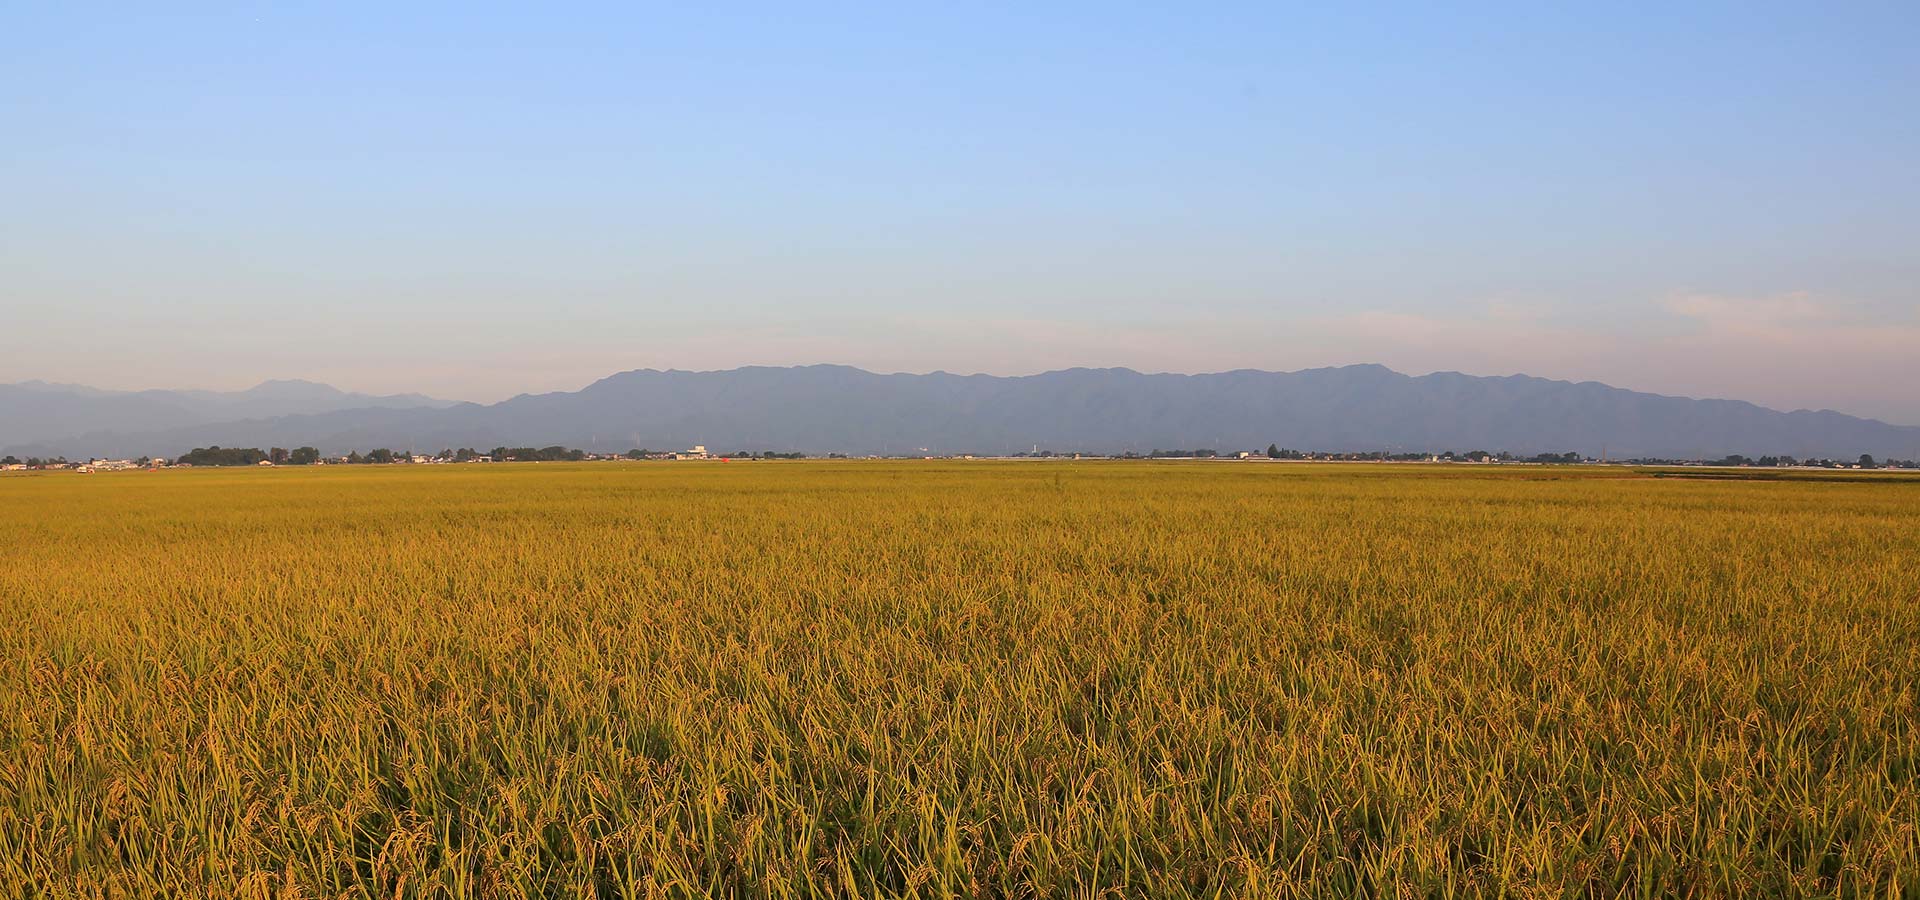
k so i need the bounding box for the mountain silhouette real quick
[6,365,1916,460]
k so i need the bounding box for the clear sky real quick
[4,4,1917,422]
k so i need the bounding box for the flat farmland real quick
[2,462,1916,897]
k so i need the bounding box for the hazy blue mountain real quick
[0,379,450,452]
[5,365,1918,460]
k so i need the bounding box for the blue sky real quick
[4,3,1917,421]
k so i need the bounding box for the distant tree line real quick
[177,446,268,466]
[488,446,586,462]
[14,446,1916,470]
[163,445,675,465]
[1647,453,1908,469]
[1,455,69,467]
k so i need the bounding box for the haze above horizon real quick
[4,5,1916,421]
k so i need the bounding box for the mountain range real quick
[0,380,450,455]
[4,366,1918,460]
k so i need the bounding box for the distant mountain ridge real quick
[0,379,451,453]
[4,365,1916,460]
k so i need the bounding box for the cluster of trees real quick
[313,447,590,463]
[339,449,405,464]
[178,446,364,465]
[1631,453,1916,469]
[617,448,808,460]
[260,448,323,465]
[433,448,493,461]
[1716,454,1915,469]
[169,445,619,464]
[0,455,70,467]
[620,449,692,459]
[489,446,586,462]
[177,446,269,466]
[1704,454,1797,467]
[175,446,578,465]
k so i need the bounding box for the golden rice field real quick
[2,461,1917,898]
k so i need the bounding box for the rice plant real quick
[2,462,1915,897]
